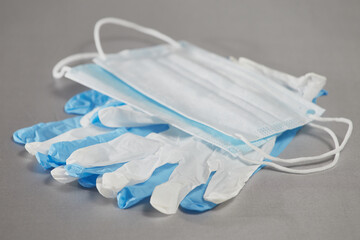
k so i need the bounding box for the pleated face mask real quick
[53,17,352,174]
[95,41,325,141]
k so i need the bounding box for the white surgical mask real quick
[95,41,324,142]
[52,17,352,174]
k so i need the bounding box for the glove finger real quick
[203,139,275,204]
[51,166,99,188]
[79,107,102,127]
[203,162,259,204]
[80,100,126,127]
[49,125,168,181]
[63,131,163,179]
[150,140,213,214]
[65,162,126,179]
[114,128,191,205]
[96,155,158,199]
[78,174,99,188]
[179,172,217,212]
[65,131,162,167]
[97,144,181,199]
[116,148,260,213]
[13,92,119,145]
[88,101,125,127]
[24,125,111,155]
[13,116,82,145]
[37,128,129,169]
[51,166,78,184]
[98,127,192,198]
[117,163,177,209]
[64,90,114,115]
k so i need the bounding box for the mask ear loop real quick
[93,17,182,60]
[235,115,353,174]
[53,17,181,79]
[52,52,99,79]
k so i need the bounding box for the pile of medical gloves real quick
[13,88,327,215]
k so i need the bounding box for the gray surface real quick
[1,0,359,239]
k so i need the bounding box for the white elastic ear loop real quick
[94,17,182,60]
[236,116,352,174]
[52,52,98,79]
[240,123,340,174]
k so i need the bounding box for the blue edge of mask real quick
[12,89,328,213]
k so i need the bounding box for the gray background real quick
[1,0,359,239]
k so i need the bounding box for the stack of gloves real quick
[13,73,327,215]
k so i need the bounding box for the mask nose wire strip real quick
[93,17,182,60]
[235,116,353,174]
[52,52,99,79]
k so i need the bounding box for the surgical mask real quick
[63,63,274,155]
[52,17,352,174]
